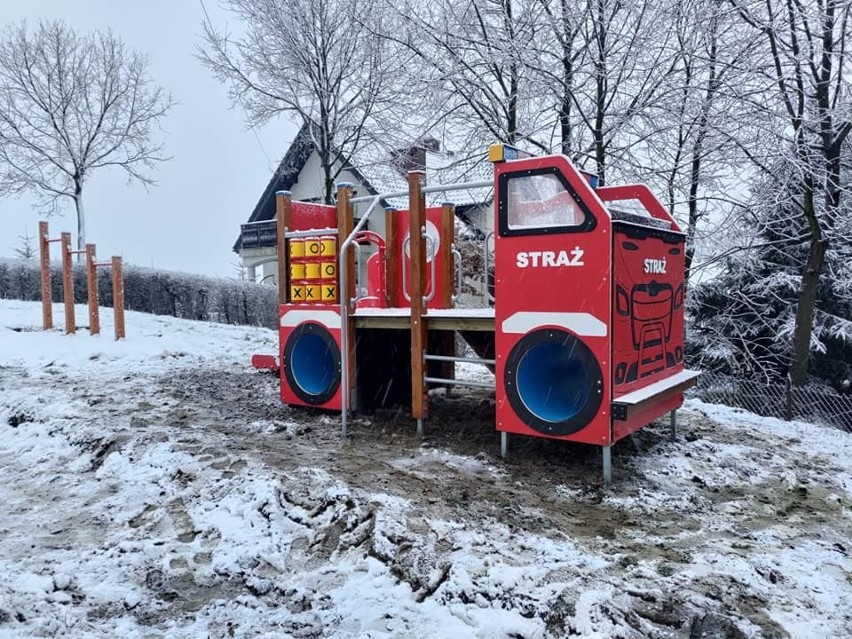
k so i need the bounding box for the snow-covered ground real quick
[0,299,850,638]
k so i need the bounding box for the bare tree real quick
[200,0,396,204]
[639,0,758,283]
[526,0,681,183]
[376,0,550,154]
[729,0,852,386]
[0,19,172,255]
[532,0,587,156]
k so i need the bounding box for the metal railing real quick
[240,221,278,249]
[687,371,852,432]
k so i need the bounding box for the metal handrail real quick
[422,180,491,195]
[422,231,438,304]
[424,354,496,366]
[423,376,495,389]
[482,231,495,305]
[401,234,437,303]
[339,194,382,436]
[451,244,462,304]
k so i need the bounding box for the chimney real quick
[392,136,441,175]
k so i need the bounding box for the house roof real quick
[243,123,314,227]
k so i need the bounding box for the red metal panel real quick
[493,155,613,446]
[278,304,343,410]
[612,393,684,442]
[289,202,337,232]
[389,207,452,309]
[611,226,686,398]
[251,354,279,371]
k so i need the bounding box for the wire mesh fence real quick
[687,372,852,433]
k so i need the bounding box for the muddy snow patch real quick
[1,300,852,637]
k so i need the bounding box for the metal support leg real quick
[416,418,423,437]
[602,446,612,484]
[670,409,677,442]
[500,432,508,458]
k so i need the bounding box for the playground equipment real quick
[252,146,699,481]
[39,221,126,340]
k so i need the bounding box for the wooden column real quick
[337,183,357,409]
[408,171,428,421]
[275,190,292,307]
[39,221,52,330]
[60,232,75,334]
[384,208,399,307]
[336,184,355,308]
[112,257,125,340]
[86,244,99,335]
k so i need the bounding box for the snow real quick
[1,299,851,638]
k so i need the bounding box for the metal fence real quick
[687,371,852,433]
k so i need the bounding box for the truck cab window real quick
[507,173,585,230]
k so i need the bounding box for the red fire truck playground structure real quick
[251,145,700,481]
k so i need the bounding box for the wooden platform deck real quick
[352,307,495,331]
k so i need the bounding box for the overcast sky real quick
[0,0,296,277]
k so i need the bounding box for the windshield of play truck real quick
[507,173,585,230]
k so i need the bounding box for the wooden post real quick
[337,184,355,309]
[39,221,53,330]
[408,171,428,422]
[384,208,398,307]
[86,244,99,335]
[275,190,292,307]
[60,232,75,334]
[112,256,125,340]
[337,183,357,408]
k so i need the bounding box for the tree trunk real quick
[685,121,708,285]
[507,61,519,145]
[74,182,85,264]
[558,5,574,157]
[789,187,825,386]
[319,142,334,205]
[593,0,607,185]
[789,237,825,386]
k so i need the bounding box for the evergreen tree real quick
[688,172,852,390]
